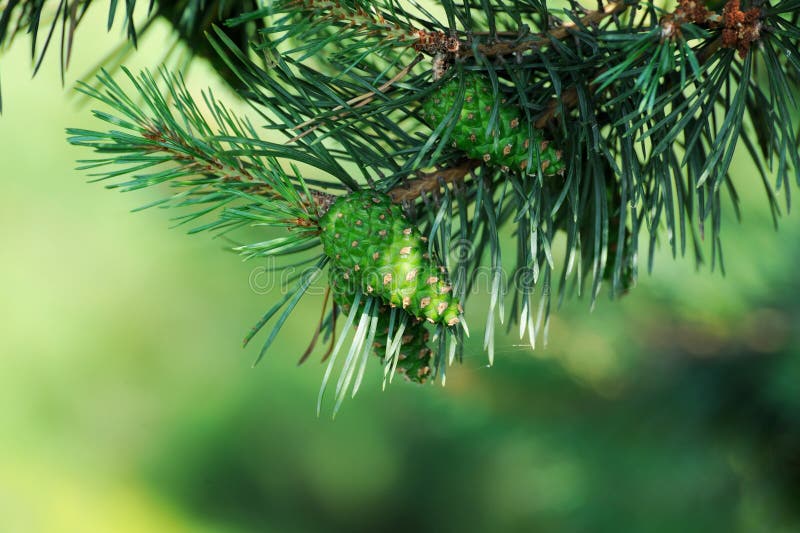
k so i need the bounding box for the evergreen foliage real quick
[3,0,799,411]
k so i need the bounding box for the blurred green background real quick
[2,7,800,533]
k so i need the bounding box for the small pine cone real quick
[319,191,461,326]
[421,72,564,175]
[372,318,433,385]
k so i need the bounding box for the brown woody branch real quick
[459,0,631,59]
[388,159,481,203]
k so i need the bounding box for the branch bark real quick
[388,159,480,203]
[459,0,631,59]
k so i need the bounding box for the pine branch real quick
[67,67,327,237]
[62,0,800,409]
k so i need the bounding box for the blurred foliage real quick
[1,6,800,533]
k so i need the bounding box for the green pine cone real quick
[328,265,433,384]
[375,322,433,384]
[319,191,462,326]
[421,73,565,175]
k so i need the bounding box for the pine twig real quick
[143,121,336,218]
[459,0,631,59]
[388,159,480,203]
